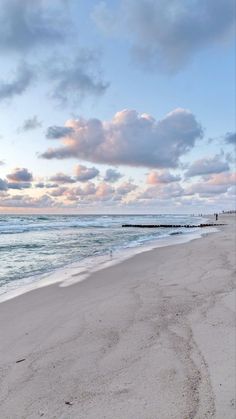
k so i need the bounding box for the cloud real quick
[49,186,68,197]
[7,182,31,189]
[0,0,68,53]
[46,126,74,139]
[0,63,34,101]
[6,167,33,182]
[0,179,8,191]
[49,173,76,184]
[60,182,97,201]
[35,182,59,189]
[0,193,57,208]
[225,132,236,145]
[18,116,42,132]
[186,172,236,197]
[75,165,100,182]
[49,180,137,204]
[41,108,203,168]
[185,155,230,177]
[116,182,137,195]
[104,168,123,183]
[95,182,114,200]
[187,183,229,197]
[93,0,235,73]
[137,182,184,200]
[206,172,236,186]
[0,2,108,106]
[147,169,181,184]
[47,51,109,106]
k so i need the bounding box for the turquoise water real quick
[0,214,203,297]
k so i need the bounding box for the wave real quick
[0,214,202,235]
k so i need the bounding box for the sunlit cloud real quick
[147,170,181,184]
[41,108,203,168]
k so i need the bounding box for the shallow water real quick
[0,214,203,298]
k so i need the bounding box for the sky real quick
[0,0,235,214]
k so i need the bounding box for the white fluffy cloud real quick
[41,108,203,168]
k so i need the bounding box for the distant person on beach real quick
[110,250,113,259]
[215,213,218,221]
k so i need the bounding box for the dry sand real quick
[0,214,235,419]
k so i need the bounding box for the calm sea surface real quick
[0,214,203,298]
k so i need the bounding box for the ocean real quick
[0,214,204,300]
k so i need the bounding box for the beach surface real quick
[0,214,235,419]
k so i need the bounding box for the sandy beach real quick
[0,214,235,419]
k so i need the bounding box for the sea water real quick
[0,214,204,299]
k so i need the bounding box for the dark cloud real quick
[225,132,236,145]
[0,63,34,101]
[0,179,8,191]
[41,108,203,168]
[6,167,33,182]
[75,165,100,182]
[35,182,59,188]
[19,116,42,132]
[46,126,74,139]
[0,2,108,106]
[0,0,68,53]
[185,155,229,177]
[47,51,109,106]
[93,0,235,72]
[104,168,123,183]
[49,173,76,184]
[7,182,31,190]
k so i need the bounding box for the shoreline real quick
[0,214,235,418]
[0,223,217,304]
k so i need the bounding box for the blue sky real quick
[0,0,235,213]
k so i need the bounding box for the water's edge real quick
[0,226,218,304]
